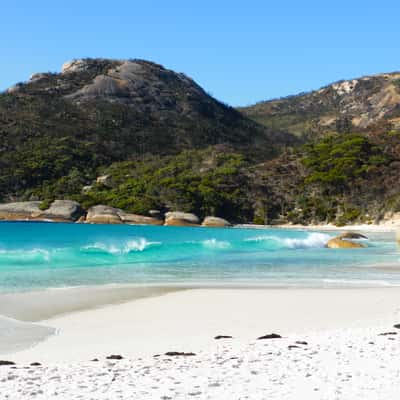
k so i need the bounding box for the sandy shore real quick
[238,222,400,232]
[2,287,400,398]
[5,287,400,363]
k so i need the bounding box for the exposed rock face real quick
[326,237,365,249]
[96,175,113,187]
[0,200,83,222]
[61,59,105,74]
[86,205,163,225]
[202,216,231,227]
[164,211,200,226]
[29,73,48,82]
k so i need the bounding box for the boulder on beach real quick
[0,201,42,220]
[202,216,231,227]
[338,231,368,240]
[119,212,163,225]
[40,200,84,222]
[0,200,84,222]
[86,205,123,224]
[326,237,365,249]
[86,205,163,225]
[164,211,200,226]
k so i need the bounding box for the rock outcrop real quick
[164,211,200,226]
[0,202,42,220]
[96,175,113,188]
[0,200,83,222]
[338,232,368,240]
[85,205,163,225]
[202,216,231,227]
[86,206,124,224]
[61,59,100,74]
[118,212,163,225]
[326,237,365,249]
[39,200,84,221]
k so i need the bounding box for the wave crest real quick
[0,248,51,262]
[245,232,330,249]
[202,238,231,249]
[82,238,161,255]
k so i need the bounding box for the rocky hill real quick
[0,58,295,201]
[240,72,400,139]
[1,62,400,225]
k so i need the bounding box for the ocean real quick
[0,222,399,292]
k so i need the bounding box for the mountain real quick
[0,58,295,201]
[1,62,400,225]
[240,72,400,139]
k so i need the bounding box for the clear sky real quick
[1,0,399,106]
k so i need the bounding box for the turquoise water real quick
[0,222,399,292]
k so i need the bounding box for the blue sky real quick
[1,0,399,106]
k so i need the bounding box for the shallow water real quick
[0,222,399,292]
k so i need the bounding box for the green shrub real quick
[39,199,52,211]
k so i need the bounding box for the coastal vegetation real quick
[1,58,400,225]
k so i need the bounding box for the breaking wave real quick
[245,232,331,249]
[81,238,161,255]
[0,222,397,291]
[202,239,231,249]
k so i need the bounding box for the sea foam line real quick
[245,232,331,249]
[82,238,161,254]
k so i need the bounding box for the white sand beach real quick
[2,287,400,399]
[240,222,400,232]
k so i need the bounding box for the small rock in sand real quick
[0,361,15,366]
[295,341,308,345]
[378,332,398,336]
[393,324,400,329]
[257,333,282,340]
[214,335,233,340]
[30,362,41,366]
[164,352,196,357]
[106,355,124,360]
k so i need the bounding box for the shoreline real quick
[237,222,399,232]
[1,218,399,232]
[5,286,400,363]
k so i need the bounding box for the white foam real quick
[0,248,51,261]
[202,238,231,249]
[245,232,331,249]
[82,238,161,254]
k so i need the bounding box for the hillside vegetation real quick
[1,58,400,225]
